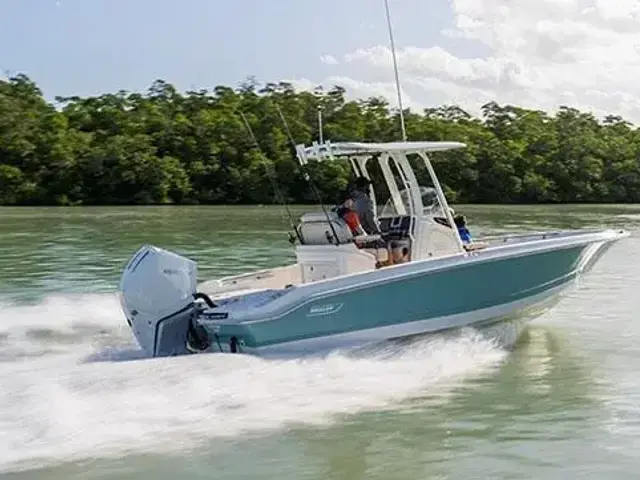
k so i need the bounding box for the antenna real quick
[383,0,407,141]
[275,104,342,245]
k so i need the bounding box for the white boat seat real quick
[300,212,340,223]
[297,211,354,245]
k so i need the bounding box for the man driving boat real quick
[350,176,381,235]
[335,194,366,237]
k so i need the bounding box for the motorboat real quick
[118,140,629,358]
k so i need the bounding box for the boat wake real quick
[0,293,509,474]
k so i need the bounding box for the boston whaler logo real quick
[307,302,344,317]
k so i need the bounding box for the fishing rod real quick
[237,110,302,244]
[274,104,342,246]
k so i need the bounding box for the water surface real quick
[0,205,638,479]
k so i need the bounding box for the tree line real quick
[1,73,640,206]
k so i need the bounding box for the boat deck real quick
[200,287,291,324]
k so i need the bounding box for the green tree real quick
[2,73,640,206]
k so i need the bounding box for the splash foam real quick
[0,294,508,474]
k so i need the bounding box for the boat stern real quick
[119,245,200,357]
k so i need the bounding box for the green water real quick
[0,205,639,479]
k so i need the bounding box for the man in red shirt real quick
[337,195,366,236]
[350,177,381,235]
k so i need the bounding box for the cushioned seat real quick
[297,212,354,245]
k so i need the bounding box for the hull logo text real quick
[307,303,344,317]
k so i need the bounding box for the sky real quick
[2,0,640,122]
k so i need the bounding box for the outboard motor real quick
[119,245,201,357]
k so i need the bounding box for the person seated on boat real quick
[375,241,409,268]
[454,214,472,244]
[394,245,410,264]
[335,194,366,237]
[350,177,382,236]
[452,214,488,251]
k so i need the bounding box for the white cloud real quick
[294,0,640,123]
[286,75,421,111]
[320,55,338,65]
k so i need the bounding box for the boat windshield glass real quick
[380,186,447,217]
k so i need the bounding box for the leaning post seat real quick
[296,212,355,245]
[378,215,416,241]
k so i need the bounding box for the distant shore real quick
[2,74,638,207]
